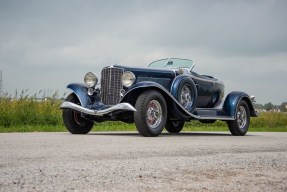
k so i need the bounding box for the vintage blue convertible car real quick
[60,58,257,136]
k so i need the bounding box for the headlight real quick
[84,72,98,87]
[121,71,135,87]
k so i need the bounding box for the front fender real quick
[120,81,192,119]
[120,82,166,103]
[67,83,89,107]
[223,91,257,118]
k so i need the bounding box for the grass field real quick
[0,97,287,133]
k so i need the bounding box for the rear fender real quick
[223,91,257,118]
[170,75,191,96]
[170,75,197,112]
[67,83,90,107]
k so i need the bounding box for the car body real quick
[60,58,257,136]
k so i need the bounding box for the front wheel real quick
[62,93,94,134]
[134,90,167,137]
[227,100,250,136]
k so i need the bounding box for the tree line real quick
[254,102,287,112]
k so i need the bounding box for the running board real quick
[191,108,235,120]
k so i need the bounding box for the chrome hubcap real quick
[237,106,247,129]
[180,85,192,108]
[146,100,162,129]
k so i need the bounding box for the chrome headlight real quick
[121,71,135,87]
[84,72,98,88]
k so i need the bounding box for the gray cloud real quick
[0,0,286,104]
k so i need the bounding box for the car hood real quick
[111,65,177,79]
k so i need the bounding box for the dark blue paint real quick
[223,91,257,118]
[113,65,176,80]
[116,64,224,109]
[64,63,257,122]
[121,81,193,118]
[170,75,188,97]
[122,81,170,101]
[67,83,89,107]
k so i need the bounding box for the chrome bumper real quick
[60,102,136,116]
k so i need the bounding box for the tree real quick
[253,103,264,110]
[264,102,274,111]
[280,102,287,112]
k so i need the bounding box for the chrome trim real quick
[189,62,195,73]
[148,58,194,69]
[109,67,112,95]
[87,88,94,96]
[196,116,234,120]
[237,105,247,129]
[120,82,235,120]
[84,72,98,88]
[146,100,162,129]
[101,66,124,105]
[60,102,137,116]
[121,71,136,87]
[250,95,256,103]
[164,57,171,67]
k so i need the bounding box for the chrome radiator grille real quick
[101,67,124,105]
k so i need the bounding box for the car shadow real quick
[87,132,250,137]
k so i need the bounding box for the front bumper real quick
[60,102,136,116]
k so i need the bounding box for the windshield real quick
[148,58,194,69]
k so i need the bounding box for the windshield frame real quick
[148,58,195,71]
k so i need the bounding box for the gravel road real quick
[0,132,286,192]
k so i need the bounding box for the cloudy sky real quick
[0,0,286,104]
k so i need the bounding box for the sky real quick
[0,0,286,105]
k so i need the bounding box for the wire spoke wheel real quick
[175,79,197,113]
[146,100,162,129]
[134,90,167,137]
[228,100,250,136]
[180,85,192,108]
[237,106,247,129]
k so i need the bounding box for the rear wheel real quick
[165,120,185,133]
[62,93,94,134]
[134,90,167,137]
[227,100,250,136]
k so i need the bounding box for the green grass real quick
[0,96,287,133]
[1,119,286,133]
